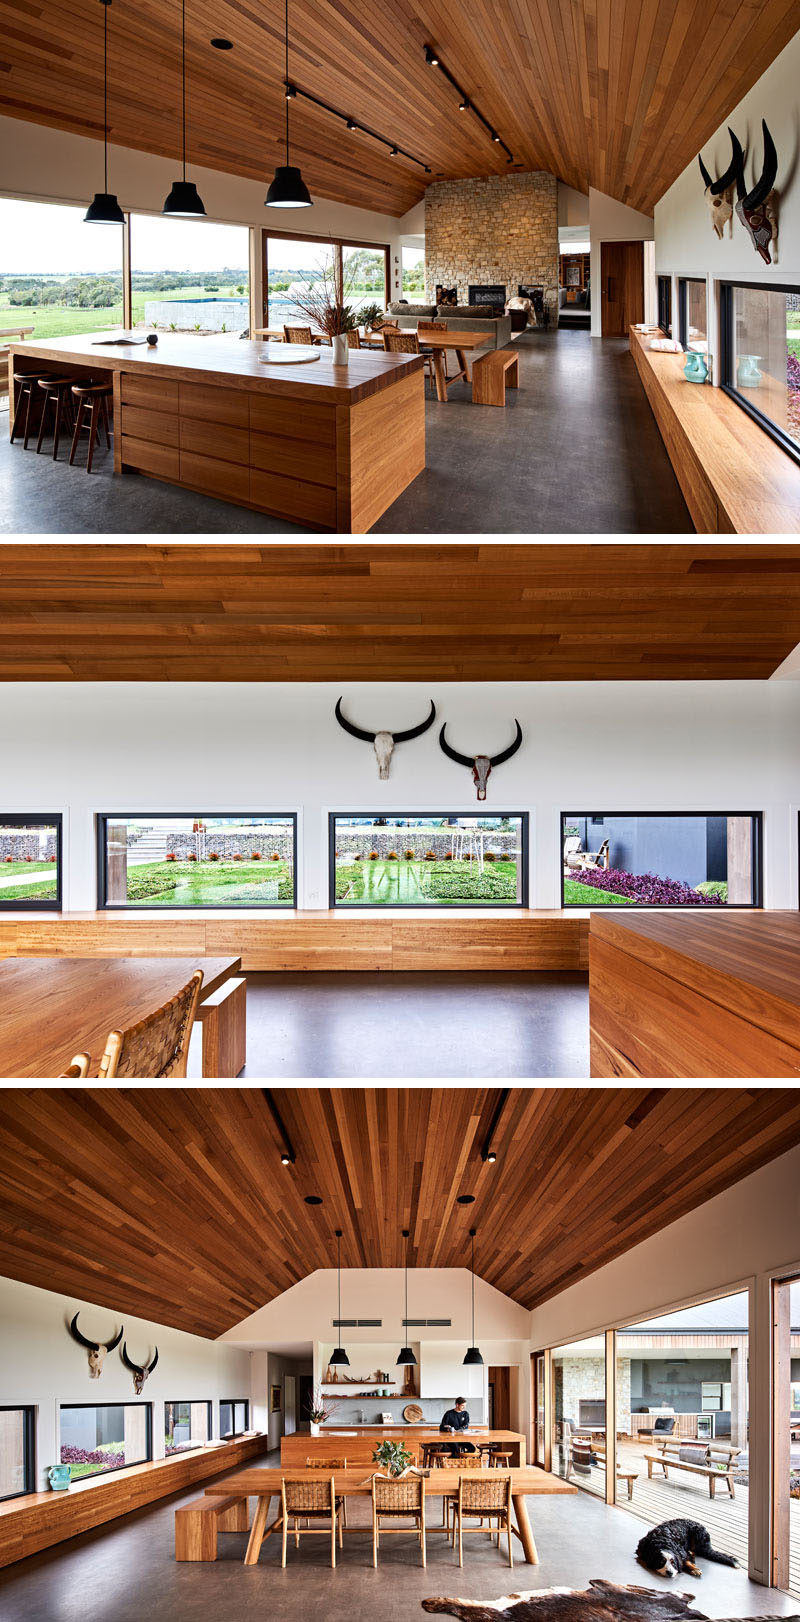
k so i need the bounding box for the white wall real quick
[558,184,590,227]
[528,1140,800,1585]
[0,114,418,319]
[1,678,798,911]
[653,30,800,383]
[0,1274,252,1491]
[589,187,655,336]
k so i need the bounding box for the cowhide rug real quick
[422,1581,708,1622]
[422,1585,800,1622]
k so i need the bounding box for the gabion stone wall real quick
[425,171,560,322]
[165,831,293,861]
[335,828,519,858]
[0,832,57,859]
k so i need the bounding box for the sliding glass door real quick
[0,198,123,338]
[772,1275,800,1598]
[263,232,388,328]
[130,215,250,334]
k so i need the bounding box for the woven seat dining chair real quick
[96,969,204,1079]
[453,1471,513,1567]
[382,327,436,392]
[444,1452,484,1536]
[371,1473,426,1568]
[58,1054,90,1078]
[305,1458,348,1525]
[281,1475,344,1567]
[346,328,361,348]
[283,325,314,344]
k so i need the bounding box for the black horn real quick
[69,1312,99,1351]
[741,120,777,209]
[105,1325,124,1353]
[700,128,742,195]
[698,152,713,190]
[392,699,436,743]
[120,1342,142,1376]
[334,697,375,743]
[147,1347,159,1375]
[438,723,474,768]
[489,720,523,768]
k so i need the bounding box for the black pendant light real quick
[463,1227,484,1366]
[329,1228,350,1366]
[163,0,206,215]
[85,1,125,224]
[265,0,312,207]
[397,1229,417,1367]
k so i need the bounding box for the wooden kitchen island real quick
[281,1426,526,1466]
[7,331,426,533]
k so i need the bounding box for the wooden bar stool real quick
[69,381,113,473]
[10,373,40,448]
[35,377,77,460]
[487,1448,514,1468]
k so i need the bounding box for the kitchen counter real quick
[8,330,426,534]
[281,1427,526,1466]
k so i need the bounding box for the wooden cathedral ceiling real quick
[1,1087,799,1338]
[2,543,800,682]
[0,2,798,215]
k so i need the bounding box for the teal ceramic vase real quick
[48,1463,71,1491]
[737,354,762,387]
[683,351,708,383]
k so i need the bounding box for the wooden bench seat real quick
[175,1492,250,1561]
[645,1440,740,1498]
[472,348,519,406]
[197,974,246,1076]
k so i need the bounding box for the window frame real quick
[328,811,530,909]
[0,813,63,912]
[678,276,707,351]
[559,811,763,909]
[164,1398,213,1456]
[0,1405,36,1501]
[657,274,672,336]
[96,812,298,910]
[220,1398,250,1434]
[262,228,390,327]
[58,1399,153,1481]
[719,278,800,473]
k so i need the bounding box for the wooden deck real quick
[567,1440,800,1600]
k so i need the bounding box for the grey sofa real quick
[384,302,512,351]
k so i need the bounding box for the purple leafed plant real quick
[572,866,724,905]
[60,1445,127,1469]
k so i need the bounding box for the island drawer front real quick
[179,418,250,465]
[121,404,180,448]
[181,450,250,504]
[250,429,336,488]
[250,395,336,446]
[121,374,179,411]
[251,468,337,529]
[121,434,180,481]
[180,382,249,429]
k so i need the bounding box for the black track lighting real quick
[279,84,429,172]
[422,44,513,161]
[424,45,439,66]
[263,1089,296,1166]
[459,99,469,112]
[163,0,207,214]
[346,119,357,131]
[482,1089,509,1164]
[266,0,312,206]
[85,1,125,224]
[390,146,398,156]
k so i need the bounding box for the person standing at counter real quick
[439,1396,477,1456]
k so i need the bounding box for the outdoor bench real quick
[644,1440,741,1499]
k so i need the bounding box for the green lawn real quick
[123,858,292,906]
[563,877,634,906]
[0,859,58,900]
[0,283,247,341]
[335,857,518,905]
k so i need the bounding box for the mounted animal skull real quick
[334,696,436,779]
[68,1312,123,1378]
[734,120,779,264]
[438,719,523,800]
[698,128,742,240]
[121,1341,159,1395]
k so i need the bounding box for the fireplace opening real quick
[469,284,506,308]
[579,1399,606,1427]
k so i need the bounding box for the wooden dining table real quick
[417,329,491,400]
[201,1464,577,1566]
[0,955,241,1077]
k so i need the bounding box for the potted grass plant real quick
[372,1439,415,1477]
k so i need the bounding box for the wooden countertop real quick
[629,327,800,532]
[10,331,424,405]
[589,910,800,1048]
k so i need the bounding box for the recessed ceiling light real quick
[457,1194,475,1205]
[210,37,233,49]
[304,1194,323,1205]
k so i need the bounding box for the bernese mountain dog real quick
[636,1519,738,1580]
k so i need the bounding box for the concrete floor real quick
[0,1448,795,1622]
[1,331,692,534]
[186,971,590,1079]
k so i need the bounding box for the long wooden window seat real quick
[0,1433,265,1569]
[0,909,590,972]
[629,327,800,534]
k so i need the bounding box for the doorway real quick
[600,241,644,335]
[488,1366,511,1430]
[772,1274,800,1598]
[298,1372,313,1432]
[284,1374,296,1437]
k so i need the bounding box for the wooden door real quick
[488,1366,511,1430]
[284,1374,296,1436]
[601,241,644,335]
